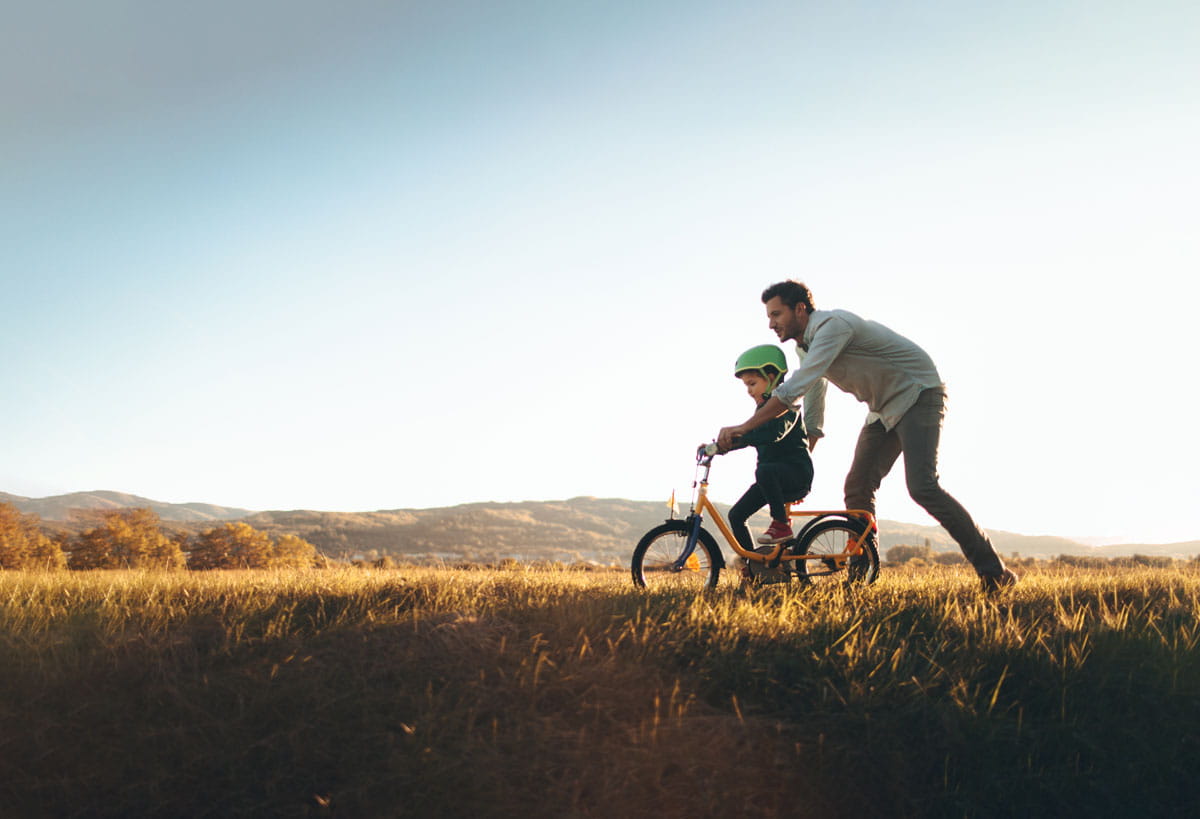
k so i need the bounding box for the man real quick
[717,280,1017,591]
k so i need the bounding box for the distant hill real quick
[5,491,1196,563]
[241,498,677,563]
[243,498,1200,564]
[0,490,253,524]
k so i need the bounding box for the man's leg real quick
[844,420,903,517]
[894,390,1007,578]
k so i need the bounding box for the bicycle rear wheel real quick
[631,520,721,591]
[791,517,879,586]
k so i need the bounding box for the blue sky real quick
[3,1,1198,543]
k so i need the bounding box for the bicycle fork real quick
[671,513,705,572]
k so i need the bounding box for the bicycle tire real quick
[631,520,722,591]
[791,516,880,586]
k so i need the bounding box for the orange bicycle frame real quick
[690,457,876,567]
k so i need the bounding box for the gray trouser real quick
[843,389,1005,577]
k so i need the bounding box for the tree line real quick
[0,503,319,570]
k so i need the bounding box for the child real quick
[721,345,814,547]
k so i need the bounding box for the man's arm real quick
[719,314,853,451]
[718,395,789,451]
[772,315,853,408]
[773,316,853,451]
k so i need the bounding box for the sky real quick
[3,0,1198,544]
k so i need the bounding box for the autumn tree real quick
[188,522,274,569]
[0,503,67,570]
[68,508,185,570]
[273,534,318,568]
[188,523,319,569]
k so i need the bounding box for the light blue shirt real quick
[794,344,826,440]
[774,309,944,431]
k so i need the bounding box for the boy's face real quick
[739,372,770,403]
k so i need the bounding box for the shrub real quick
[0,503,67,570]
[187,523,319,569]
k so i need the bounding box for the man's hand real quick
[808,434,820,452]
[717,426,744,451]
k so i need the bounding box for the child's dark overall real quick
[727,397,814,550]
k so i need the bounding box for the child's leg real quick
[727,484,767,551]
[755,461,814,522]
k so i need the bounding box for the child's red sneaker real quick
[756,520,793,544]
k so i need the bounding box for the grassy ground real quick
[1,565,1198,817]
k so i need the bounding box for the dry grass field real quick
[2,564,1198,817]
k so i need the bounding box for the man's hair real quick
[761,280,815,313]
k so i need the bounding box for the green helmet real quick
[734,344,787,390]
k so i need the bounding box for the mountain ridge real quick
[4,490,1196,562]
[0,490,253,523]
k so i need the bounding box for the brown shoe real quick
[981,568,1019,593]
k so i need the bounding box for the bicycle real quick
[630,443,880,591]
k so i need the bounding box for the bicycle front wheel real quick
[792,517,880,586]
[631,520,721,591]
